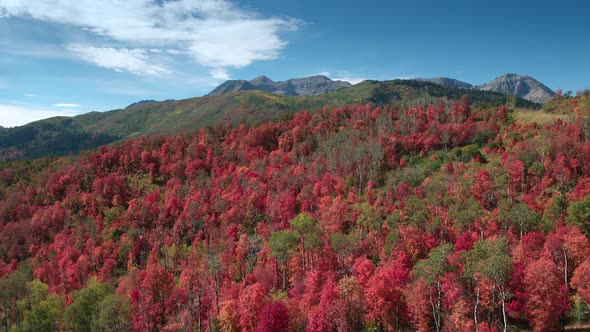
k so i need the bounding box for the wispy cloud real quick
[24,93,38,97]
[0,104,80,127]
[311,71,368,85]
[332,76,368,85]
[53,103,80,107]
[315,70,420,84]
[209,68,230,80]
[10,101,35,106]
[0,0,299,79]
[330,71,369,85]
[67,44,170,77]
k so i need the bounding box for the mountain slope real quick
[476,73,556,104]
[416,77,473,89]
[0,79,540,162]
[207,80,257,95]
[415,74,556,104]
[124,99,174,109]
[0,117,119,161]
[208,75,352,96]
[0,90,588,331]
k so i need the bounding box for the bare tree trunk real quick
[429,287,437,332]
[500,286,507,332]
[563,248,567,287]
[437,280,442,332]
[429,283,441,332]
[474,287,479,332]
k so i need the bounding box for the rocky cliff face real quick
[208,75,351,96]
[476,73,555,104]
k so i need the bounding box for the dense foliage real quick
[0,80,535,163]
[0,117,119,161]
[544,89,590,113]
[1,96,590,331]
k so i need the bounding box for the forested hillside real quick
[0,80,539,162]
[1,96,589,331]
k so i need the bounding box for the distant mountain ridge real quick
[213,73,556,104]
[0,79,541,162]
[208,75,352,96]
[126,99,175,109]
[475,73,556,104]
[417,74,555,104]
[416,77,473,89]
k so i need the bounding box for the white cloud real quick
[24,93,38,97]
[10,101,34,105]
[312,71,419,85]
[53,103,80,107]
[0,0,299,79]
[324,70,369,85]
[0,104,80,127]
[332,76,367,85]
[209,68,230,80]
[67,44,171,76]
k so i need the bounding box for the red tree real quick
[256,301,289,332]
[365,253,410,330]
[571,259,590,305]
[524,254,568,331]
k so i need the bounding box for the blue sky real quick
[0,0,588,127]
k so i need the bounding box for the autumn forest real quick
[2,92,590,332]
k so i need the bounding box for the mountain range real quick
[416,77,474,90]
[416,74,555,104]
[0,78,540,162]
[208,75,352,97]
[209,73,555,104]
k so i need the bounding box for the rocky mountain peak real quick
[249,75,275,85]
[476,73,555,104]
